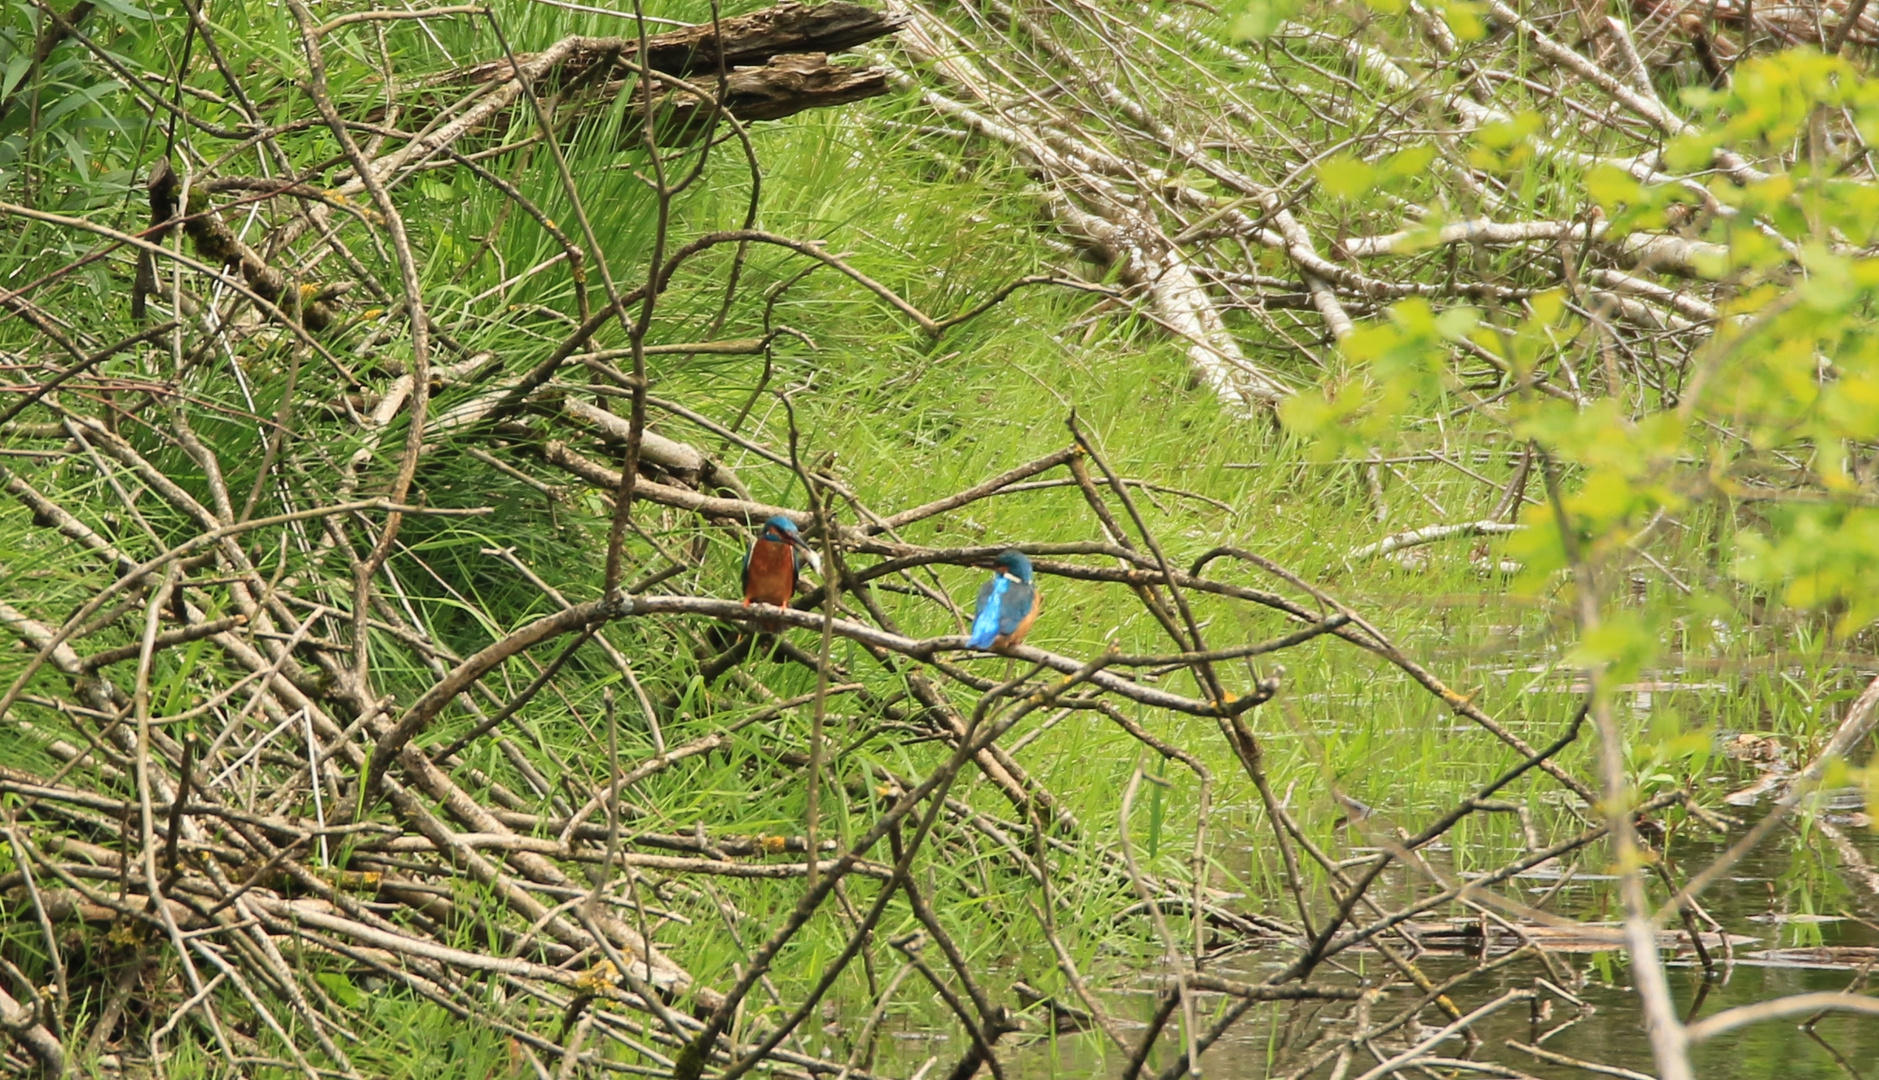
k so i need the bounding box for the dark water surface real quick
[843,801,1879,1080]
[990,817,1879,1080]
[1001,937,1879,1080]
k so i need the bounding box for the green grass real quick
[2,1,1873,1075]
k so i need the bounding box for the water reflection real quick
[872,807,1878,1079]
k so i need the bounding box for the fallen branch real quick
[1347,520,1524,560]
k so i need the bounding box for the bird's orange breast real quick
[743,540,797,607]
[992,585,1041,650]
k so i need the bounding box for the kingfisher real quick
[742,515,813,632]
[968,550,1040,652]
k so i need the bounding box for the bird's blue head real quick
[993,549,1033,583]
[761,515,807,546]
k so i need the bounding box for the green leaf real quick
[1797,244,1857,312]
[89,0,154,20]
[1442,0,1487,40]
[1317,153,1376,201]
[1567,613,1659,685]
[1228,0,1300,41]
[1434,306,1480,340]
[1584,164,1643,215]
[2,53,31,102]
[315,972,365,1009]
[1381,145,1436,179]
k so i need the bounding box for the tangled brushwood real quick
[4,0,1879,1077]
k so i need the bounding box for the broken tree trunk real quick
[649,52,891,141]
[441,0,902,144]
[449,0,901,83]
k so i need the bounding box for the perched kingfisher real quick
[968,550,1040,652]
[743,515,813,632]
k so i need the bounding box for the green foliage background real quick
[2,0,1877,1074]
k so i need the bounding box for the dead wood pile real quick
[3,2,1879,1079]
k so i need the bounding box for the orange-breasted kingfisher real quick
[743,515,812,632]
[968,550,1040,651]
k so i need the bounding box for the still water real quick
[1000,817,1879,1080]
[861,806,1878,1080]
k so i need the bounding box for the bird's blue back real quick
[969,573,1034,648]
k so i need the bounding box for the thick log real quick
[429,4,900,146]
[448,1,903,88]
[0,984,63,1079]
[652,53,891,140]
[638,0,903,71]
